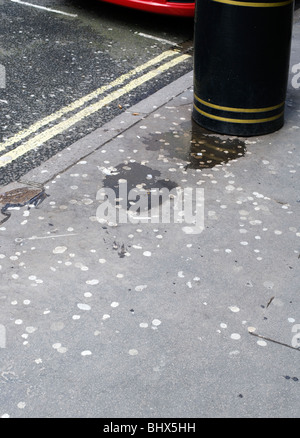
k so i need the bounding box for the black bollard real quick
[192,0,295,136]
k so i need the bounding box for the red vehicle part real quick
[99,0,195,17]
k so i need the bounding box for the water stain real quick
[146,119,246,169]
[101,162,178,211]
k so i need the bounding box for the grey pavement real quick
[0,12,300,419]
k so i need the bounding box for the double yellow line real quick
[0,50,190,168]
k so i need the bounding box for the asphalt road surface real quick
[0,0,194,185]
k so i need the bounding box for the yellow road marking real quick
[0,50,178,154]
[0,53,190,168]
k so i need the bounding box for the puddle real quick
[101,162,178,211]
[146,119,246,169]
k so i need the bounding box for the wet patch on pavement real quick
[100,161,178,211]
[145,118,246,169]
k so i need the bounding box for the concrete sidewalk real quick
[0,14,299,419]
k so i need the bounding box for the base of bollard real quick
[192,105,285,137]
